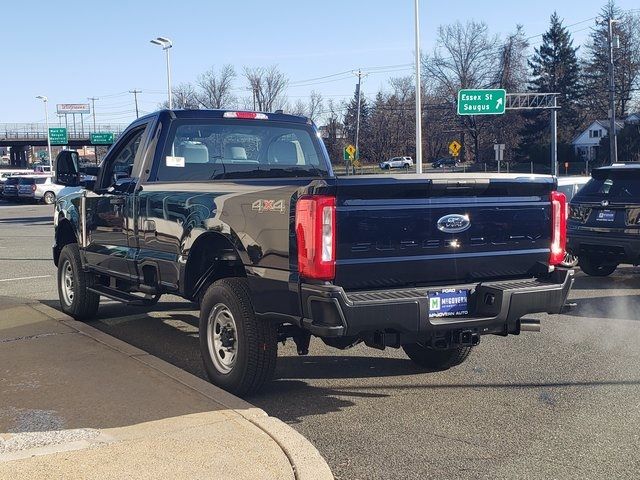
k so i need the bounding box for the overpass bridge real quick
[0,123,127,167]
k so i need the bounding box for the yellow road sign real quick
[346,144,356,157]
[449,140,462,157]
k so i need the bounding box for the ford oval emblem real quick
[437,214,471,234]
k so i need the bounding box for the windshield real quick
[577,169,640,201]
[153,119,329,182]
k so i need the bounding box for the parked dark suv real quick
[567,164,640,276]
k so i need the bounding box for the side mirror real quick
[54,150,81,187]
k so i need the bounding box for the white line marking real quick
[0,275,52,282]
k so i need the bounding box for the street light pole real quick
[36,95,53,170]
[414,0,423,174]
[150,37,173,109]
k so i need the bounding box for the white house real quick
[572,119,625,161]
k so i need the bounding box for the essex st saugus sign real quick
[457,89,506,115]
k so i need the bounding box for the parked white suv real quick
[17,175,66,204]
[379,156,414,170]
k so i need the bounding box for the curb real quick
[30,302,333,480]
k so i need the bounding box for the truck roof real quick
[138,109,311,125]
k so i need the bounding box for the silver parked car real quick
[379,156,413,170]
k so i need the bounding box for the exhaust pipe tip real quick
[520,318,541,332]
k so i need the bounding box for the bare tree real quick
[197,64,237,109]
[290,99,307,116]
[307,91,324,123]
[161,83,200,109]
[422,21,500,162]
[244,65,289,112]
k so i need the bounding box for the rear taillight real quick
[550,191,567,266]
[295,195,336,280]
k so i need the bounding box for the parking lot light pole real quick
[150,37,173,109]
[414,0,423,174]
[36,95,53,169]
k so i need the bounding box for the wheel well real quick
[183,233,246,300]
[54,218,77,266]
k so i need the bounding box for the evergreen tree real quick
[343,88,370,160]
[527,12,582,143]
[582,1,640,120]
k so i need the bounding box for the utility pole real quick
[414,0,423,173]
[353,69,364,176]
[88,97,98,131]
[129,90,141,118]
[88,97,99,163]
[607,17,619,164]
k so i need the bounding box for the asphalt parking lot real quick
[1,201,639,479]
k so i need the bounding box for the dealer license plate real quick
[428,289,470,318]
[596,209,616,222]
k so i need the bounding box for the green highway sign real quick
[48,127,68,145]
[457,89,506,115]
[90,132,114,145]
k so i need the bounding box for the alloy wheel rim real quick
[207,303,238,374]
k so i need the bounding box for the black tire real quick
[199,278,277,396]
[579,256,617,277]
[57,244,100,321]
[403,343,472,370]
[43,191,56,205]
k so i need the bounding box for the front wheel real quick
[57,244,100,321]
[579,256,617,277]
[403,343,472,370]
[199,278,277,396]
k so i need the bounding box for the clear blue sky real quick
[2,0,637,125]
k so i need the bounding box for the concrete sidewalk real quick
[0,296,333,480]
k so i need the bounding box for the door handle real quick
[143,220,156,235]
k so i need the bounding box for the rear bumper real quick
[300,269,574,339]
[567,231,640,265]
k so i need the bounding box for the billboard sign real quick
[56,103,90,114]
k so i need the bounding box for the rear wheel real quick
[43,191,56,205]
[579,256,617,277]
[57,244,100,321]
[403,343,472,370]
[199,278,277,396]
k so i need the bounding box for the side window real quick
[101,127,146,188]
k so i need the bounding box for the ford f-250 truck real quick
[53,109,573,395]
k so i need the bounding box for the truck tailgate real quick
[334,175,555,290]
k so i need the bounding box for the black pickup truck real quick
[53,109,573,395]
